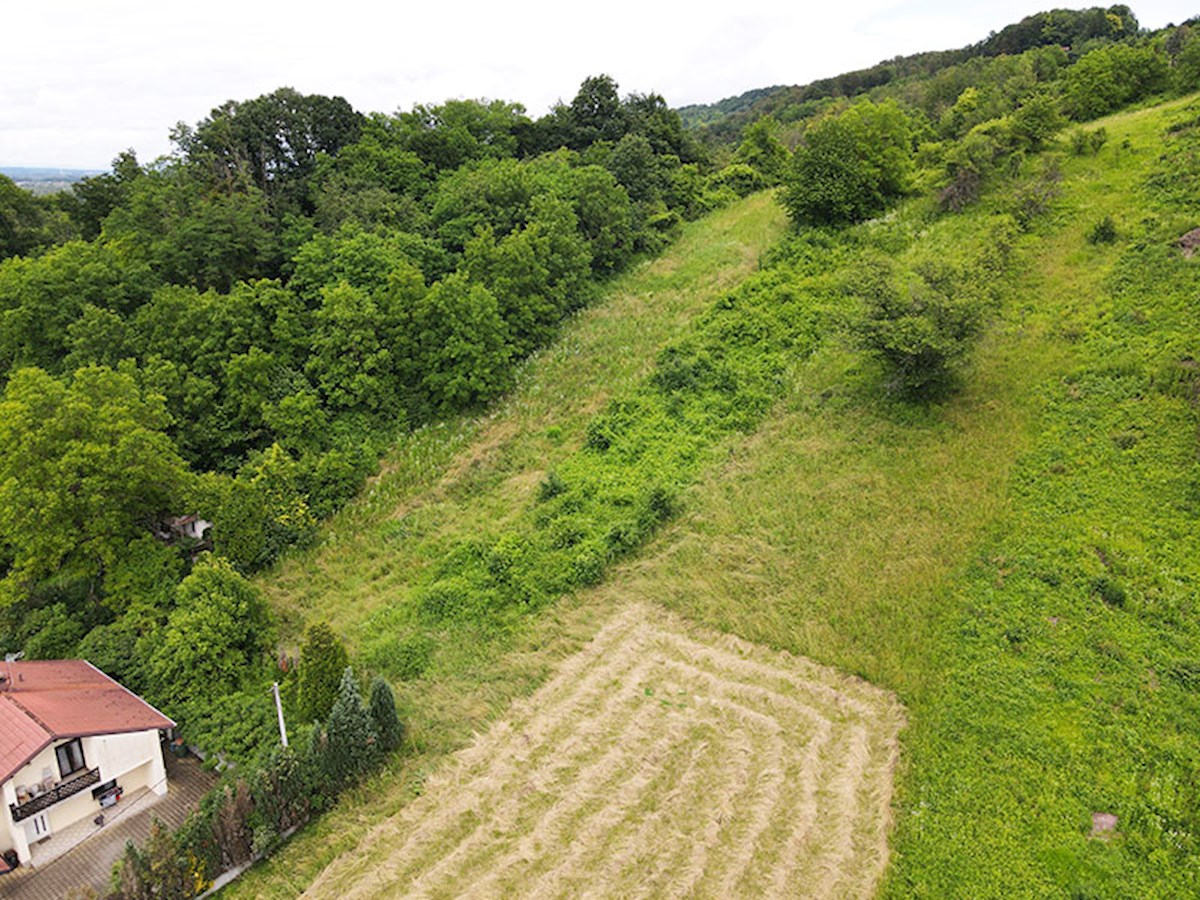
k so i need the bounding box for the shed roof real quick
[0,660,173,784]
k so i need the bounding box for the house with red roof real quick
[0,659,174,868]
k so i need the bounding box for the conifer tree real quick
[323,667,376,790]
[297,622,349,723]
[368,676,404,753]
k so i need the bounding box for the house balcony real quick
[9,768,101,822]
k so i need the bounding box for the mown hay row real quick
[303,604,904,899]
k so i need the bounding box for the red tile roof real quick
[0,660,174,784]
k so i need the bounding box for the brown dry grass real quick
[299,604,904,899]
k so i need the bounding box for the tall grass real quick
[258,192,786,641]
[233,96,1200,898]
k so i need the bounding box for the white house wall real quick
[2,729,166,864]
[87,731,163,787]
[0,778,18,862]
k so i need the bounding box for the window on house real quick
[55,738,86,778]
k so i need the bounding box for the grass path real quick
[261,192,786,644]
[226,193,787,898]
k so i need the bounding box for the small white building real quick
[159,515,213,545]
[0,660,174,867]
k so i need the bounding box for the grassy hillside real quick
[222,192,788,895]
[608,97,1200,897]
[262,191,786,647]
[229,95,1200,897]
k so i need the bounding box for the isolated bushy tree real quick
[853,258,984,397]
[367,676,404,753]
[297,622,350,724]
[783,100,915,227]
[784,119,875,226]
[322,667,377,789]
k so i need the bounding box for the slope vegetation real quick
[233,95,1200,898]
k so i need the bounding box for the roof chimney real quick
[3,652,23,691]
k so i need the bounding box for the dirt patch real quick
[301,604,905,899]
[439,419,519,486]
[1090,811,1119,839]
[1177,227,1200,258]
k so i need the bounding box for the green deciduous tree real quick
[0,366,190,602]
[430,157,545,254]
[566,75,630,149]
[204,445,315,571]
[782,101,915,227]
[1174,30,1200,93]
[127,280,305,469]
[557,165,635,275]
[394,99,529,171]
[0,175,58,260]
[306,283,401,415]
[102,165,281,291]
[605,133,664,204]
[147,555,273,705]
[414,273,513,411]
[60,149,143,240]
[289,222,431,307]
[1062,43,1170,121]
[0,239,152,375]
[733,117,791,184]
[463,195,592,356]
[178,87,363,214]
[1009,90,1065,150]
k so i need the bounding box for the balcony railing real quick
[10,768,100,822]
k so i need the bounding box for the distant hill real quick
[676,5,1157,141]
[2,166,103,195]
[677,86,784,128]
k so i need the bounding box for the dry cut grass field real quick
[301,604,904,899]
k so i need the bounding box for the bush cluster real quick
[106,667,401,898]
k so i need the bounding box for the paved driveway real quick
[0,755,218,900]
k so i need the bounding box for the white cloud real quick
[2,0,1195,168]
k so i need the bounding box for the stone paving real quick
[0,755,217,899]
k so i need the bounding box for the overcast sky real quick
[2,1,1196,169]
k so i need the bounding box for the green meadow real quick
[230,96,1200,898]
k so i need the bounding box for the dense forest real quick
[0,73,778,750]
[3,4,1200,895]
